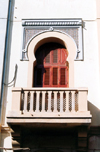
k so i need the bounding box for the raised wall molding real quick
[21,19,83,61]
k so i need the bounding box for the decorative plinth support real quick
[77,126,88,152]
[11,126,21,149]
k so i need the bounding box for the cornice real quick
[22,19,82,27]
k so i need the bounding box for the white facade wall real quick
[13,0,96,20]
[6,0,100,127]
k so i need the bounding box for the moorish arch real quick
[27,31,77,87]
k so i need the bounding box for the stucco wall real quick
[13,0,96,20]
[6,0,100,127]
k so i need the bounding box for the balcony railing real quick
[7,87,92,124]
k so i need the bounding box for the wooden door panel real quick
[34,44,68,87]
[59,67,67,87]
[44,68,50,85]
[53,49,58,63]
[53,67,58,85]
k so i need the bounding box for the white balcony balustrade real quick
[7,88,92,124]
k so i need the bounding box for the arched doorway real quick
[27,31,76,87]
[34,42,69,87]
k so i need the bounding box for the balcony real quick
[7,87,92,124]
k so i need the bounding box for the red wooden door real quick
[34,44,68,87]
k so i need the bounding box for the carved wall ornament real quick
[21,19,83,61]
[49,27,54,31]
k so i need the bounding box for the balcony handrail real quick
[12,87,88,91]
[11,87,89,114]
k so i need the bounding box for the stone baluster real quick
[23,91,28,112]
[60,91,63,113]
[71,91,75,112]
[53,91,57,112]
[21,93,24,110]
[36,91,40,112]
[42,91,46,112]
[48,91,52,112]
[65,91,69,112]
[29,91,34,112]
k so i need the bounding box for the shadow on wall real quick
[88,101,100,126]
